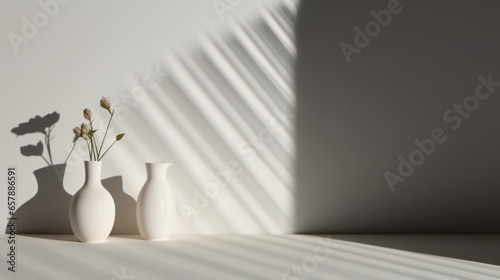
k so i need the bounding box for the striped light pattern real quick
[112,0,299,234]
[12,234,500,279]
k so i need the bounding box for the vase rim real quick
[145,162,173,166]
[84,160,103,167]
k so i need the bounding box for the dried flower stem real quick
[89,120,97,160]
[97,109,114,158]
[98,139,118,161]
[74,98,124,161]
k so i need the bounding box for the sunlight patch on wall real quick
[123,0,299,233]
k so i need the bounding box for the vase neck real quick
[84,161,102,185]
[146,162,172,180]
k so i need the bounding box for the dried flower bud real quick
[80,123,91,139]
[100,97,111,114]
[83,108,93,120]
[73,127,82,138]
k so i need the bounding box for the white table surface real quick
[1,234,499,280]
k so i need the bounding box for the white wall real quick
[1,0,298,234]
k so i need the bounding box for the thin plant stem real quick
[92,136,98,160]
[85,139,92,161]
[98,140,117,161]
[90,138,95,161]
[98,109,114,158]
[89,120,98,160]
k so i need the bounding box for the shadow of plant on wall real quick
[11,111,76,166]
[6,111,76,234]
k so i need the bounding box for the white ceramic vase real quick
[136,162,176,241]
[69,161,115,243]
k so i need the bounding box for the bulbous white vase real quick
[136,162,176,241]
[69,161,115,243]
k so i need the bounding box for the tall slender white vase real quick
[136,162,176,241]
[69,161,115,243]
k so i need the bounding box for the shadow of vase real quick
[102,176,139,235]
[5,164,72,234]
[4,166,139,235]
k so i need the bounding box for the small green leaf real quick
[116,133,125,141]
